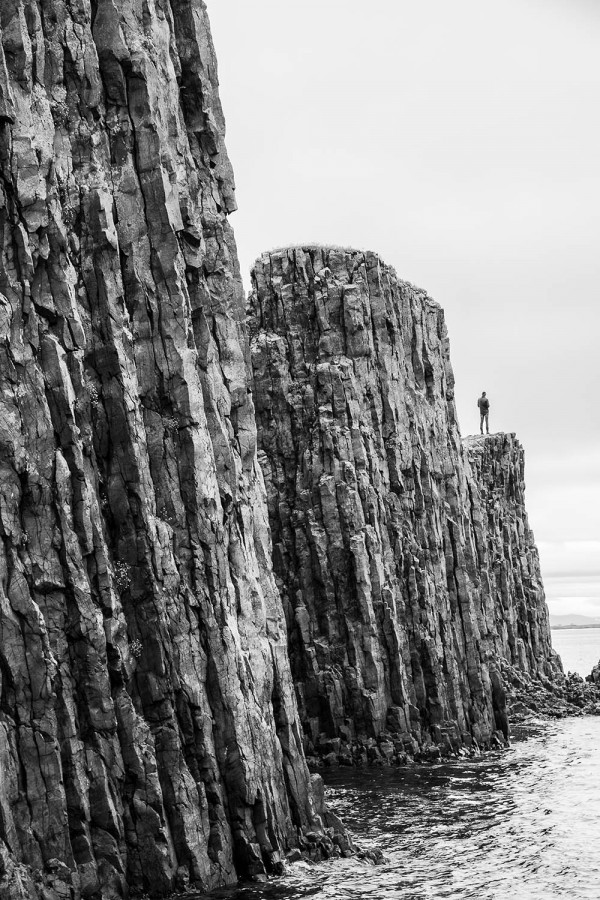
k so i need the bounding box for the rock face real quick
[0,5,325,899]
[464,433,557,678]
[0,1,562,895]
[249,247,558,763]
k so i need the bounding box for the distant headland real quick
[550,614,600,630]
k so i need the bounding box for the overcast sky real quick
[208,0,600,619]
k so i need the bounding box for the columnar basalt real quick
[0,6,326,899]
[249,247,557,763]
[249,248,500,756]
[0,0,563,895]
[464,433,558,678]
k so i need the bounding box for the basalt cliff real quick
[0,3,559,900]
[249,248,559,765]
[0,4,332,899]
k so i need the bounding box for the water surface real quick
[190,718,600,900]
[551,627,600,676]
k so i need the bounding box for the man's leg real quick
[480,414,484,434]
[485,413,489,434]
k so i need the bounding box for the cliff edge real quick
[464,433,558,678]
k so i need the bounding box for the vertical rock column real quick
[0,3,322,898]
[464,433,559,678]
[249,246,505,759]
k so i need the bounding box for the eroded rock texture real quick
[249,247,557,764]
[464,433,558,678]
[0,5,324,898]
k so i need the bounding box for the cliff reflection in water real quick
[191,717,600,900]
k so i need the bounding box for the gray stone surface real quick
[249,247,558,762]
[0,5,324,898]
[464,433,558,678]
[0,4,562,897]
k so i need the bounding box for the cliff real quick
[249,246,558,765]
[464,433,557,678]
[0,5,330,899]
[0,1,562,896]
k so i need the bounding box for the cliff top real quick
[463,432,518,444]
[252,244,431,299]
[259,243,366,257]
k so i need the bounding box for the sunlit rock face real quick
[248,247,556,762]
[0,5,323,898]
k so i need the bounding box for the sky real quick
[208,0,600,619]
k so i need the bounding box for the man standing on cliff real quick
[478,392,490,434]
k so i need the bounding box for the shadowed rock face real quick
[0,5,323,898]
[249,247,557,761]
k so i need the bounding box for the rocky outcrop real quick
[505,666,600,721]
[249,246,558,765]
[0,5,329,899]
[464,433,558,678]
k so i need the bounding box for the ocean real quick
[550,627,600,676]
[189,719,600,900]
[186,630,600,900]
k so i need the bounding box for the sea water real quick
[189,718,600,900]
[551,627,600,676]
[186,631,600,900]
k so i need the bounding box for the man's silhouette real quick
[477,392,490,434]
